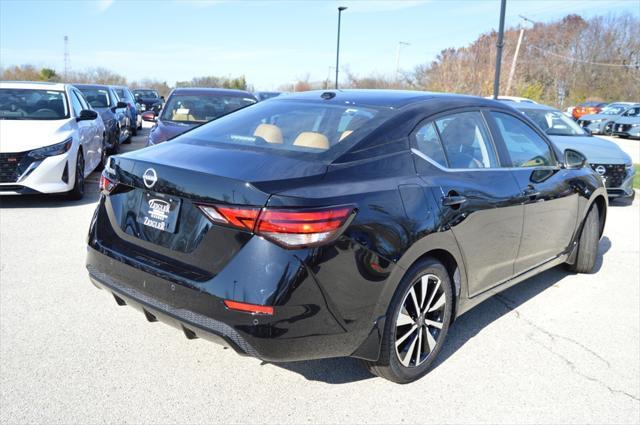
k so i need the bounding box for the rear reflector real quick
[224,300,274,315]
[99,173,115,193]
[197,204,354,248]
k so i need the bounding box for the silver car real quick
[514,103,635,201]
[577,102,638,135]
[612,106,640,139]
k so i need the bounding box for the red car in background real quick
[572,101,608,120]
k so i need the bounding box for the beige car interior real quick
[253,123,283,144]
[292,132,330,150]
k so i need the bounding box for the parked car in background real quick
[255,91,282,101]
[89,90,608,383]
[76,84,130,148]
[577,102,638,135]
[132,89,163,115]
[112,85,140,136]
[514,102,635,201]
[612,105,640,139]
[0,81,104,199]
[572,101,608,120]
[143,88,257,145]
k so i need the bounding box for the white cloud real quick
[96,0,114,13]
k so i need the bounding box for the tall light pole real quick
[395,41,411,80]
[492,0,507,99]
[335,6,347,89]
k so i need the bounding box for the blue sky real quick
[1,0,638,90]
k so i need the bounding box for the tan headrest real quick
[293,132,330,150]
[172,112,195,121]
[339,130,353,141]
[254,123,283,144]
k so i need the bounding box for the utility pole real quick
[492,0,507,99]
[505,28,523,96]
[506,15,535,96]
[63,35,70,80]
[335,6,347,89]
[395,41,410,81]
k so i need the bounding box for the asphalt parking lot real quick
[0,128,639,424]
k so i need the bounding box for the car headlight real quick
[140,104,146,111]
[27,138,73,160]
[631,124,640,128]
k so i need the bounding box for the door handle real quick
[522,186,540,198]
[442,195,467,207]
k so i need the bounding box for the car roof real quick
[275,89,505,109]
[0,81,68,91]
[170,87,256,97]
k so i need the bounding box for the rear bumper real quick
[88,263,259,356]
[85,242,382,362]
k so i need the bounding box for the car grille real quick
[0,152,27,183]
[616,124,631,133]
[591,163,626,188]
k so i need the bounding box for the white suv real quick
[0,81,106,199]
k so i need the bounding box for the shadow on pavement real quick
[270,237,611,384]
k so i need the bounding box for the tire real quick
[566,206,599,273]
[364,257,453,383]
[67,150,85,201]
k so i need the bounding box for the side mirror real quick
[77,109,98,121]
[116,101,128,109]
[564,148,587,169]
[160,96,165,101]
[142,111,157,122]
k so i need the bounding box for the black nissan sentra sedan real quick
[87,90,607,383]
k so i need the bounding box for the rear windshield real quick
[134,90,159,99]
[78,87,112,108]
[0,89,69,120]
[160,94,257,123]
[177,99,389,158]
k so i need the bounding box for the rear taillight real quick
[99,173,115,194]
[198,205,260,231]
[197,204,355,248]
[256,207,353,247]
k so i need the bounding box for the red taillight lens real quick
[198,205,260,231]
[224,300,273,315]
[99,173,115,193]
[198,204,354,248]
[256,207,353,247]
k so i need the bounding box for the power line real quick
[529,44,639,68]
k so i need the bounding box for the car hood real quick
[615,116,640,124]
[150,119,199,144]
[0,119,75,153]
[550,135,631,164]
[580,113,618,121]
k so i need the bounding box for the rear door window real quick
[433,111,498,169]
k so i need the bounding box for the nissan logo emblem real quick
[595,165,606,176]
[143,168,158,188]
